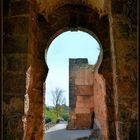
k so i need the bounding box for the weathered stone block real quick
[69,59,94,129]
[118,102,137,122]
[75,85,93,96]
[129,122,137,140]
[4,35,28,53]
[75,108,90,114]
[3,114,23,140]
[5,54,27,72]
[113,22,130,38]
[93,73,109,139]
[3,72,26,94]
[74,113,92,129]
[103,48,111,59]
[118,122,131,140]
[75,69,93,85]
[106,106,115,121]
[108,120,116,139]
[112,1,124,15]
[4,16,29,35]
[10,1,30,16]
[99,59,112,72]
[3,97,24,115]
[76,96,94,108]
[3,55,7,71]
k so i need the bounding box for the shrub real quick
[61,112,69,121]
[45,117,52,123]
[45,109,58,123]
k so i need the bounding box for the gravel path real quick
[45,122,92,140]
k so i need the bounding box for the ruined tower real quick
[68,58,94,129]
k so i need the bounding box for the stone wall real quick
[68,59,94,129]
[39,0,109,18]
[110,0,138,139]
[93,73,109,140]
[3,0,31,139]
[68,59,109,139]
[3,0,48,139]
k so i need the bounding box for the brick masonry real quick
[68,59,95,129]
[68,59,109,139]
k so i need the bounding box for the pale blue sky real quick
[45,31,100,106]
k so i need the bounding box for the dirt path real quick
[45,122,92,140]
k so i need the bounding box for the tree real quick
[51,88,66,119]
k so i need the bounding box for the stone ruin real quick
[2,0,138,139]
[68,59,94,129]
[68,58,109,140]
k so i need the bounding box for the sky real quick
[45,31,100,106]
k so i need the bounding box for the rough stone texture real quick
[93,73,109,140]
[3,0,30,139]
[39,0,109,18]
[68,59,95,129]
[23,65,47,140]
[68,59,109,139]
[3,0,47,140]
[110,0,138,139]
[9,1,30,16]
[3,95,24,140]
[2,0,137,139]
[22,1,48,139]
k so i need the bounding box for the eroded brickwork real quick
[110,0,138,139]
[93,73,109,139]
[68,59,109,139]
[3,0,30,139]
[68,59,94,129]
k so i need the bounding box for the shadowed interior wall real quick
[109,0,137,139]
[3,0,31,139]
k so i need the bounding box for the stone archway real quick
[44,29,105,132]
[24,3,116,140]
[3,0,137,139]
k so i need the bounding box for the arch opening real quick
[45,30,101,105]
[44,30,108,139]
[24,3,114,140]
